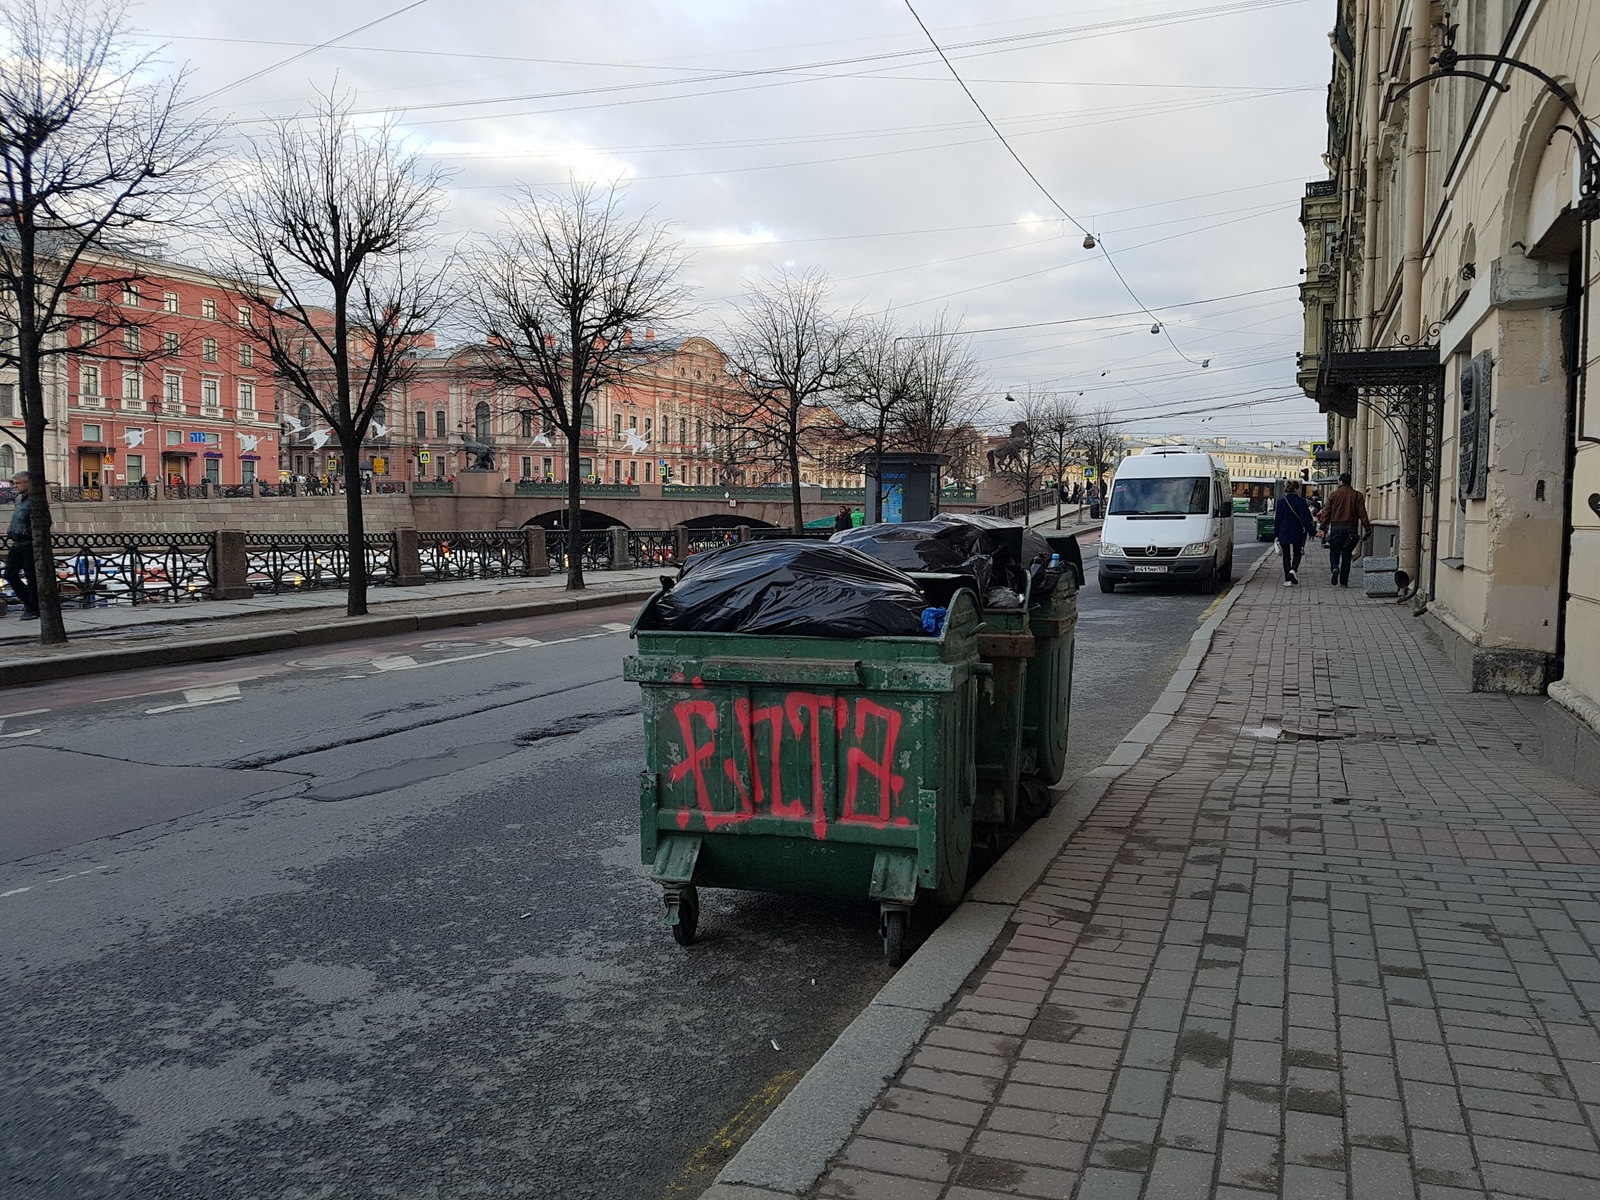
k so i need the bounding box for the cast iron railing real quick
[0,532,214,607]
[244,533,394,594]
[545,529,612,571]
[627,530,677,567]
[417,531,527,581]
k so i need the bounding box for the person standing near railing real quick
[4,471,38,620]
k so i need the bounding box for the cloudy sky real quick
[127,0,1333,443]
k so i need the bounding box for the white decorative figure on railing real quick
[371,421,389,439]
[123,427,146,447]
[238,433,262,454]
[531,433,552,447]
[621,429,649,454]
[309,428,333,451]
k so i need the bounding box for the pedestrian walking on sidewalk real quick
[833,504,852,532]
[4,471,38,619]
[1274,479,1317,585]
[1320,471,1373,587]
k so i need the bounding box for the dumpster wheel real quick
[882,909,909,967]
[667,885,699,946]
[1019,777,1054,822]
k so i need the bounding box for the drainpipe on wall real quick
[1398,4,1434,592]
[1356,0,1384,494]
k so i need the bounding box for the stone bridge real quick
[49,476,1013,535]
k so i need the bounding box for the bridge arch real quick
[523,508,630,530]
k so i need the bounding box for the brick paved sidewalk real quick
[808,563,1600,1199]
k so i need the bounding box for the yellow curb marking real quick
[663,1068,798,1199]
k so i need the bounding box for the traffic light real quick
[1301,469,1310,481]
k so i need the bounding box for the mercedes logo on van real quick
[1147,544,1157,557]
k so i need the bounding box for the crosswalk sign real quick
[418,450,431,464]
[1083,466,1097,481]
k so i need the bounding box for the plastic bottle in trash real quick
[1048,553,1062,569]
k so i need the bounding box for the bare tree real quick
[893,311,985,462]
[461,182,688,590]
[0,0,212,644]
[1032,394,1083,529]
[225,91,449,617]
[1070,401,1126,504]
[832,313,913,515]
[724,268,856,534]
[988,391,1054,512]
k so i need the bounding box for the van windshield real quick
[1109,476,1210,516]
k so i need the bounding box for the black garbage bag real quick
[830,520,995,595]
[934,513,1059,599]
[639,539,931,638]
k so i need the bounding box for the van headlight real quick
[1181,541,1214,557]
[1099,542,1125,557]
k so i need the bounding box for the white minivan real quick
[1097,448,1235,594]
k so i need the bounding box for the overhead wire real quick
[899,0,1222,365]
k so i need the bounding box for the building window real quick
[164,331,180,355]
[241,459,257,484]
[435,410,445,437]
[238,343,253,368]
[416,410,427,439]
[125,453,143,481]
[166,428,182,446]
[202,337,217,362]
[122,368,142,405]
[201,297,216,320]
[643,416,652,440]
[236,305,250,326]
[679,418,686,444]
[0,383,13,418]
[124,327,140,352]
[122,284,139,306]
[298,403,313,434]
[520,410,533,438]
[581,403,595,430]
[163,371,182,408]
[696,466,703,484]
[696,419,703,443]
[297,343,310,365]
[79,363,100,397]
[613,412,623,436]
[521,455,532,480]
[82,423,101,442]
[204,457,220,484]
[163,292,179,314]
[629,415,638,432]
[202,378,220,409]
[79,280,97,300]
[474,400,491,442]
[79,320,97,346]
[645,461,653,483]
[612,460,621,483]
[542,455,553,478]
[627,460,637,481]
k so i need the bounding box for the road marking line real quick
[0,707,49,719]
[145,683,242,714]
[372,655,420,671]
[496,636,542,647]
[0,728,41,738]
[600,622,633,633]
[0,887,31,898]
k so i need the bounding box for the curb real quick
[703,550,1269,1200]
[0,588,658,687]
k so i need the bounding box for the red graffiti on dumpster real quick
[664,691,909,837]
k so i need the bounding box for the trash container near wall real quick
[1019,579,1078,811]
[625,588,985,965]
[969,578,1033,832]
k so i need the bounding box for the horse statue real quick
[987,422,1032,473]
[461,434,496,472]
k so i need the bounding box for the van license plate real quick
[1133,565,1167,574]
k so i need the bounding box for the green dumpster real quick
[1020,576,1078,808]
[970,577,1033,831]
[1256,512,1275,542]
[625,587,985,965]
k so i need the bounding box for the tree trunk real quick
[342,433,368,616]
[788,416,803,535]
[565,429,585,590]
[22,355,66,645]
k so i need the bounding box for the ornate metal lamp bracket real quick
[1387,18,1600,221]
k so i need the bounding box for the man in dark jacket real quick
[1320,472,1373,586]
[4,471,38,619]
[833,505,852,532]
[1273,480,1317,586]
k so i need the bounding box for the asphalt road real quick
[0,520,1268,1200]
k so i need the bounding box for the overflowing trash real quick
[833,513,1071,608]
[637,539,932,638]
